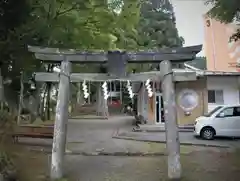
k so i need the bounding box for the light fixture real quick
[102,81,109,100]
[145,79,153,97]
[127,80,134,99]
[82,80,89,99]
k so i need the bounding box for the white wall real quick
[207,76,240,111]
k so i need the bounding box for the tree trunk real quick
[46,82,52,120]
[76,83,83,105]
[17,73,24,124]
[40,83,47,120]
[96,83,109,117]
[88,82,91,104]
[34,84,42,117]
[0,68,4,110]
[102,96,109,118]
[28,94,38,122]
[96,83,102,115]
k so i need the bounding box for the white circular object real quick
[178,89,199,111]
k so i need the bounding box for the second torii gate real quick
[28,45,202,180]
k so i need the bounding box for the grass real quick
[1,138,240,181]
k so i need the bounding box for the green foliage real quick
[0,151,15,178]
[186,57,207,70]
[0,110,11,127]
[112,0,141,50]
[206,0,240,41]
[0,0,185,104]
[0,0,139,95]
[137,0,184,49]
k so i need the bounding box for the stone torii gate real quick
[28,45,202,180]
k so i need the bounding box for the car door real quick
[232,106,240,137]
[214,107,236,136]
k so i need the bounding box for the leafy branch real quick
[55,3,79,18]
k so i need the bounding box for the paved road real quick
[20,116,193,154]
[65,116,209,154]
[115,129,240,148]
[19,116,239,152]
[66,116,150,153]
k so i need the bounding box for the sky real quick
[171,0,211,56]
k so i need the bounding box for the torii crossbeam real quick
[34,71,197,82]
[28,45,202,180]
[28,45,201,63]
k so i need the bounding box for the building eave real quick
[202,71,240,76]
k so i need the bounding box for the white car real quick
[194,105,240,140]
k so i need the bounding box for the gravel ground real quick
[11,116,240,181]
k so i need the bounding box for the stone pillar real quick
[160,60,181,180]
[51,59,72,179]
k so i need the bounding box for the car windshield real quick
[204,106,223,117]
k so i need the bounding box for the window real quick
[218,106,240,117]
[208,90,224,104]
[221,107,234,117]
[204,106,223,117]
[234,107,240,116]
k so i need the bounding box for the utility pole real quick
[160,60,181,180]
[51,59,71,179]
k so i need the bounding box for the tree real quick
[0,0,144,118]
[206,0,240,41]
[112,0,141,50]
[0,0,33,110]
[137,0,184,49]
[127,0,184,72]
[186,57,207,70]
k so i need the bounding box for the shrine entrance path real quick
[65,116,217,154]
[66,115,168,154]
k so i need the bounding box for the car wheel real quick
[200,127,215,140]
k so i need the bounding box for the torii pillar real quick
[160,60,181,179]
[51,58,71,179]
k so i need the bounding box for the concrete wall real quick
[203,16,240,71]
[207,76,240,111]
